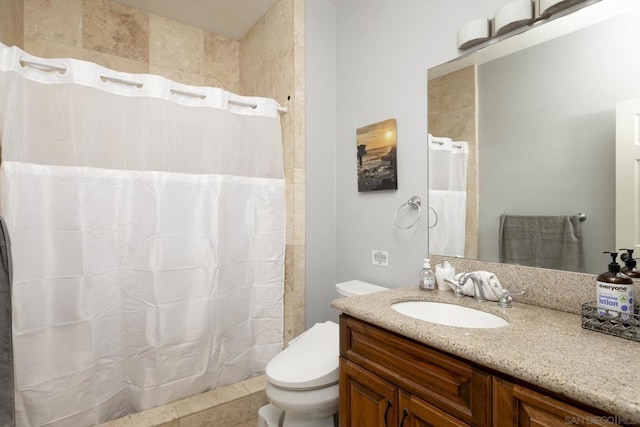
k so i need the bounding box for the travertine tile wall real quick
[428,65,479,259]
[3,0,304,345]
[19,0,240,91]
[0,0,23,49]
[240,0,305,344]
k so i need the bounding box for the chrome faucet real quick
[459,273,488,302]
[444,278,465,298]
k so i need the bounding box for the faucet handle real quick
[498,290,525,308]
[444,278,466,298]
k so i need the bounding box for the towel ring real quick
[394,196,422,229]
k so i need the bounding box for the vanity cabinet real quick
[340,358,398,427]
[340,358,470,426]
[339,314,490,426]
[339,315,625,427]
[492,377,615,427]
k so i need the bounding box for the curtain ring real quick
[394,196,422,229]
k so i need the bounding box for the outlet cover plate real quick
[372,250,389,267]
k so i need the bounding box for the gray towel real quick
[0,216,14,426]
[499,214,585,272]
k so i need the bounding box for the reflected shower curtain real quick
[428,135,468,257]
[0,44,285,426]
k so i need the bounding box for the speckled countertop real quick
[332,288,640,423]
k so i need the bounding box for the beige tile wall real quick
[428,65,479,259]
[18,0,240,92]
[240,0,305,344]
[0,0,24,49]
[3,0,305,357]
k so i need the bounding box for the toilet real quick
[258,280,388,427]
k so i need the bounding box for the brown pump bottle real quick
[596,251,634,319]
[620,248,640,279]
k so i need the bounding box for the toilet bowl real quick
[259,280,388,427]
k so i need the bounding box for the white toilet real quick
[258,280,388,427]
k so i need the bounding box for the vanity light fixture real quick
[539,0,588,17]
[494,0,534,36]
[457,18,491,50]
[457,0,598,51]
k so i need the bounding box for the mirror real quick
[427,2,640,274]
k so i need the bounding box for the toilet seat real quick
[266,321,339,390]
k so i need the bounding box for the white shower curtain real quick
[428,135,468,257]
[0,44,285,426]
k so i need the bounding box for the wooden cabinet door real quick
[493,377,616,427]
[340,315,491,425]
[399,391,471,427]
[340,357,398,427]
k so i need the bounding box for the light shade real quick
[539,0,588,17]
[457,18,491,50]
[494,0,534,36]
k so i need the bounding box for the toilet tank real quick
[335,280,388,298]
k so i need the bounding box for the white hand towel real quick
[454,271,506,301]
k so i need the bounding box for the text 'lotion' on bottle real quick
[596,251,634,319]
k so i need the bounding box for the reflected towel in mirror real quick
[499,214,585,272]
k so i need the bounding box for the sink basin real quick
[391,301,508,328]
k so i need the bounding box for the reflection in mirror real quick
[428,135,469,257]
[427,3,640,274]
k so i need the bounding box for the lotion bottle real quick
[620,249,640,314]
[620,248,640,280]
[419,258,436,290]
[597,251,634,319]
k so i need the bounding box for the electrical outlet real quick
[372,250,389,267]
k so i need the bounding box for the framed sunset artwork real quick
[356,118,398,192]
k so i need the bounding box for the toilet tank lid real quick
[336,280,388,297]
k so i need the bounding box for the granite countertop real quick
[331,288,640,423]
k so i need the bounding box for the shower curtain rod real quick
[19,57,288,113]
[228,97,288,113]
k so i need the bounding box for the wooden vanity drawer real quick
[340,315,491,426]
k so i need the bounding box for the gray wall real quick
[333,0,512,288]
[305,0,338,326]
[478,12,640,274]
[305,0,514,326]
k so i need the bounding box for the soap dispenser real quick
[620,248,640,280]
[596,251,634,319]
[419,258,436,290]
